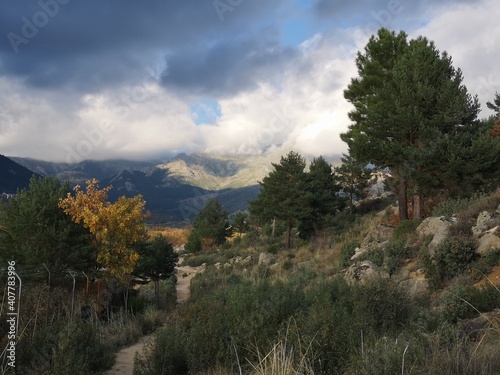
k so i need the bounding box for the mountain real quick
[10,154,266,225]
[0,155,40,194]
[10,157,159,186]
[156,152,283,190]
[9,151,341,225]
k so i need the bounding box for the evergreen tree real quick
[334,153,371,215]
[184,198,231,252]
[249,151,310,248]
[0,176,96,272]
[133,234,178,305]
[486,92,500,117]
[300,156,344,238]
[342,29,483,220]
[232,211,249,238]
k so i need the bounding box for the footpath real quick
[104,261,205,375]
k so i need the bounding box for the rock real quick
[416,216,456,254]
[344,260,388,284]
[399,278,429,297]
[460,309,500,341]
[258,252,274,266]
[242,255,252,265]
[351,224,393,260]
[496,204,500,215]
[476,226,500,255]
[472,211,493,237]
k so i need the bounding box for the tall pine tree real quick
[342,29,483,220]
[249,151,310,248]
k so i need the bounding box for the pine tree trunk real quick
[398,177,408,221]
[286,217,292,249]
[413,191,423,219]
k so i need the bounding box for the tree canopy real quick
[335,153,371,215]
[249,151,310,248]
[184,198,231,252]
[59,178,148,279]
[133,234,178,303]
[0,176,96,272]
[341,28,498,220]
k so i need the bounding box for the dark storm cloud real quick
[161,34,299,97]
[313,0,482,22]
[0,0,285,91]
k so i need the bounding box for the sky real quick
[0,0,499,163]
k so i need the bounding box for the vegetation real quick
[0,176,96,271]
[133,234,179,305]
[2,27,500,375]
[59,178,148,279]
[341,28,500,220]
[184,198,232,252]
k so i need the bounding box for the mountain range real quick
[3,151,342,225]
[4,152,292,225]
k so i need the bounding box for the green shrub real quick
[357,248,384,267]
[470,248,500,279]
[385,240,410,276]
[16,320,114,375]
[434,236,478,280]
[431,193,485,217]
[338,241,359,269]
[443,283,500,322]
[393,219,422,241]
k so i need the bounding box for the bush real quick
[385,240,411,276]
[16,320,114,375]
[357,248,384,267]
[393,219,422,241]
[338,241,359,269]
[434,236,478,280]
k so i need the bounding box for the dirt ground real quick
[104,260,205,375]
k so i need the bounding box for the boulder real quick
[258,252,274,266]
[476,226,500,255]
[351,224,393,260]
[345,260,388,284]
[399,278,429,297]
[472,211,493,237]
[416,216,456,254]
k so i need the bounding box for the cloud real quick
[161,31,299,97]
[0,0,286,92]
[0,0,497,162]
[413,0,500,115]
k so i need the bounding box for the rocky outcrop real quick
[351,224,394,260]
[416,216,457,254]
[344,260,388,284]
[472,211,493,237]
[258,252,275,266]
[476,226,500,255]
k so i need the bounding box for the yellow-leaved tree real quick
[59,178,147,279]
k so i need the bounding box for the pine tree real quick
[185,198,231,252]
[300,156,344,237]
[0,176,96,272]
[133,235,178,305]
[249,151,310,248]
[486,92,500,117]
[342,29,482,220]
[334,153,371,215]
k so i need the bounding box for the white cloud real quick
[413,0,500,116]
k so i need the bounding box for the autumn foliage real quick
[59,178,147,278]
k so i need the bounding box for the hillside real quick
[0,155,39,193]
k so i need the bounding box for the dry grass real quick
[148,226,190,247]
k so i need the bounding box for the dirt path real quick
[104,261,205,375]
